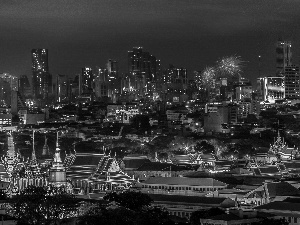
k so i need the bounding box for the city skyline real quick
[1,0,300,84]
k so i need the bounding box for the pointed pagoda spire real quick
[54,132,62,163]
[42,135,50,156]
[31,130,37,162]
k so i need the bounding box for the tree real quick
[103,191,153,211]
[9,185,77,225]
[168,136,195,153]
[135,206,175,225]
[79,192,177,225]
[194,140,214,154]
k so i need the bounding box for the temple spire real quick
[54,132,62,163]
[42,135,50,156]
[31,130,37,162]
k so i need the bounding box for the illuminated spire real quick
[42,135,50,156]
[54,132,62,163]
[31,130,37,162]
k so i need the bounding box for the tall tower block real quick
[276,40,292,75]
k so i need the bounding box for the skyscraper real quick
[106,59,118,81]
[31,49,52,100]
[284,65,300,99]
[94,67,109,99]
[257,77,285,103]
[79,67,93,96]
[19,75,31,98]
[276,40,292,75]
[0,73,18,106]
[56,74,70,103]
[128,47,157,94]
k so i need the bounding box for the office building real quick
[0,73,18,106]
[164,65,188,85]
[257,77,285,103]
[128,47,158,93]
[106,59,118,81]
[94,67,109,99]
[18,75,31,98]
[276,40,292,75]
[56,74,70,103]
[31,49,52,99]
[0,73,18,91]
[79,67,93,96]
[235,86,252,101]
[11,91,27,115]
[284,65,300,99]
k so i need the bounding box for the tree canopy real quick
[9,185,77,225]
[78,191,178,225]
[103,191,153,211]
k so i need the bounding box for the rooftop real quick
[141,177,227,186]
[136,162,190,172]
[149,194,234,206]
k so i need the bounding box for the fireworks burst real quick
[202,66,216,86]
[216,55,244,78]
[195,67,216,90]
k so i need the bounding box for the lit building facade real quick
[284,65,300,99]
[79,67,93,96]
[106,59,118,81]
[235,86,252,101]
[32,49,52,100]
[56,74,70,103]
[237,101,252,119]
[0,73,18,106]
[106,59,120,102]
[94,67,109,99]
[106,104,140,123]
[257,77,285,103]
[128,47,158,94]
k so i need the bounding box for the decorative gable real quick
[108,158,120,172]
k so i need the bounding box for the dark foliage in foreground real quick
[77,191,184,225]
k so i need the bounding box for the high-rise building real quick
[0,73,18,91]
[106,59,118,81]
[79,67,93,96]
[163,65,187,84]
[257,77,285,103]
[0,73,18,106]
[19,75,31,98]
[106,59,120,101]
[94,67,109,99]
[128,47,158,94]
[56,74,70,103]
[284,65,300,99]
[11,91,27,115]
[31,49,52,99]
[276,40,292,75]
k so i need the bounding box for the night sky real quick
[1,0,300,84]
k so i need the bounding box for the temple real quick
[0,132,134,197]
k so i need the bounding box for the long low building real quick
[133,177,228,196]
[149,194,235,219]
[255,197,300,225]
